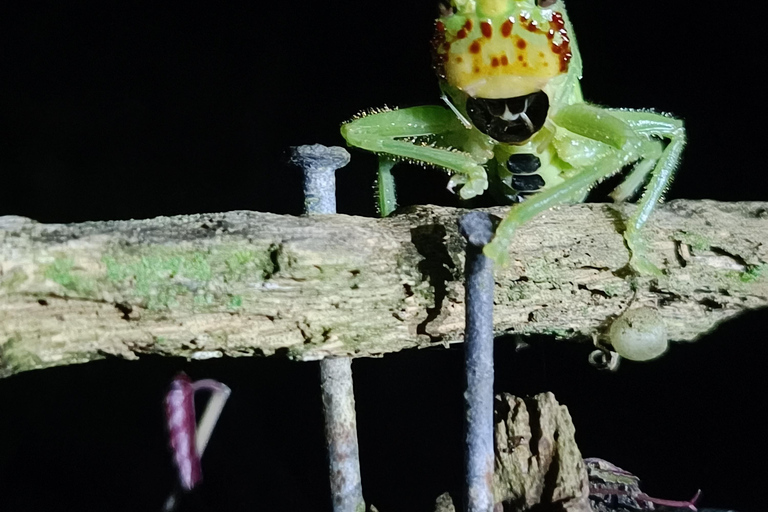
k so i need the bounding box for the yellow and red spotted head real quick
[433,0,573,99]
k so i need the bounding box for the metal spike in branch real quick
[292,144,365,512]
[459,211,499,512]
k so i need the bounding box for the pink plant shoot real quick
[165,373,231,491]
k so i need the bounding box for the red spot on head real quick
[516,38,526,49]
[519,15,539,33]
[464,19,473,31]
[436,21,445,32]
[457,28,468,39]
[469,41,481,54]
[547,11,572,72]
[473,66,480,73]
[517,55,524,61]
[481,21,492,38]
[501,55,509,65]
[491,56,499,67]
[501,19,513,37]
[551,12,566,31]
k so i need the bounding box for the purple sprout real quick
[165,373,201,490]
[165,373,231,491]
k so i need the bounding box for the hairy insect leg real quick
[484,105,676,266]
[553,103,640,152]
[609,153,659,203]
[484,152,627,264]
[607,110,686,275]
[376,156,398,217]
[544,104,685,274]
[341,106,490,199]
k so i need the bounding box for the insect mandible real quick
[341,0,686,274]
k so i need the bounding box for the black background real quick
[1,1,766,511]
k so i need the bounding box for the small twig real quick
[292,144,364,512]
[459,212,498,512]
[586,457,703,512]
[589,486,701,511]
[190,379,232,456]
[3,201,767,377]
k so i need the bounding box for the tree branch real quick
[2,200,767,378]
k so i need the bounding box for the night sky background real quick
[1,1,766,511]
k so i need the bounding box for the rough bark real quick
[2,200,767,378]
[493,393,591,512]
[432,392,591,512]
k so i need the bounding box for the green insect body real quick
[341,0,685,274]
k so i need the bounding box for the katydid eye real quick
[537,0,557,7]
[466,91,549,144]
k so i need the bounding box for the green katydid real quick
[341,0,685,275]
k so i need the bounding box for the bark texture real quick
[2,200,767,378]
[432,392,590,512]
[493,393,591,512]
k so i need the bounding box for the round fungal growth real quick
[608,307,668,361]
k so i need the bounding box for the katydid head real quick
[433,0,581,143]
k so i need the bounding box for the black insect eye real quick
[506,154,541,175]
[536,0,557,7]
[466,91,549,144]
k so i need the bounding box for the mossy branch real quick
[2,200,767,378]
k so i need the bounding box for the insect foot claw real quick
[625,234,663,276]
[446,175,467,194]
[482,237,509,266]
[460,174,489,199]
[447,165,488,200]
[629,253,663,277]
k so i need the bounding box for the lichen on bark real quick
[2,200,768,378]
